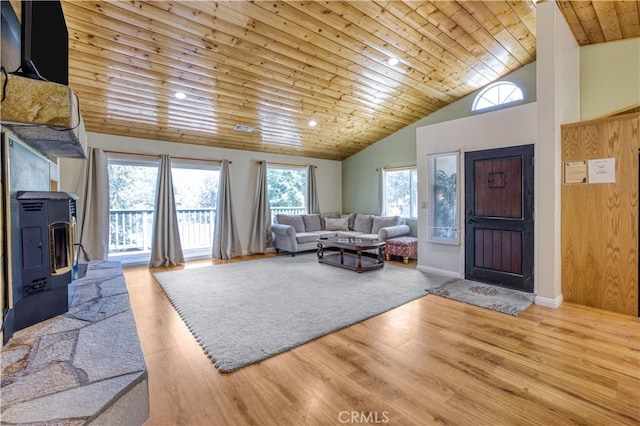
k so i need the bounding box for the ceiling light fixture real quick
[308,119,318,127]
[387,57,399,66]
[174,92,186,99]
[234,124,254,132]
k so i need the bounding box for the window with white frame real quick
[382,167,417,219]
[267,165,307,218]
[427,152,459,244]
[472,81,523,112]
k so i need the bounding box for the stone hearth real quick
[1,261,149,425]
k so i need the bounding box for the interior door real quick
[464,145,534,293]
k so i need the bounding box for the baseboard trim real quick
[241,248,276,256]
[534,294,563,309]
[416,265,463,279]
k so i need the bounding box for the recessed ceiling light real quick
[234,124,254,132]
[175,92,186,99]
[308,119,317,127]
[387,57,399,66]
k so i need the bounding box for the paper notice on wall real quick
[564,161,587,184]
[588,158,616,184]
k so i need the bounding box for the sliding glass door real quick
[108,156,158,265]
[107,154,220,266]
[171,161,219,260]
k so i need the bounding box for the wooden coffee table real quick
[316,236,385,272]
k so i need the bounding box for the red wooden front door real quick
[464,145,534,293]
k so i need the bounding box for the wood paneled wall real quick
[561,113,640,316]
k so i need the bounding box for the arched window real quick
[472,81,523,111]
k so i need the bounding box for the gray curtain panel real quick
[377,168,384,216]
[212,160,242,260]
[247,160,272,253]
[306,164,320,214]
[79,147,109,260]
[149,154,185,267]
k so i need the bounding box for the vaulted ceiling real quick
[56,1,640,161]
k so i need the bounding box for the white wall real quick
[535,1,580,307]
[416,103,537,278]
[581,38,640,120]
[60,132,342,254]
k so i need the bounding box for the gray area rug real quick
[153,254,534,372]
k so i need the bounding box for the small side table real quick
[385,236,418,264]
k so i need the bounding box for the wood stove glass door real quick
[49,221,72,275]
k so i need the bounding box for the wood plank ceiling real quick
[57,1,640,161]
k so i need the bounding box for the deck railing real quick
[109,206,306,254]
[270,206,306,217]
[109,208,216,254]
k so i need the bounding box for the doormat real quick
[425,278,535,316]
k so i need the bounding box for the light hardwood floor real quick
[123,254,640,426]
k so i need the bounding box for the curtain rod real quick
[103,149,231,163]
[260,161,316,168]
[376,165,416,171]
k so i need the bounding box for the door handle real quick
[466,219,475,224]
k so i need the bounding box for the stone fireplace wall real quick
[1,131,53,343]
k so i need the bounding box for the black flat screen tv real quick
[1,0,21,73]
[0,0,68,86]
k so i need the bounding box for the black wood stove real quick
[4,191,77,343]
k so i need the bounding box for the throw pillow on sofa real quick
[325,217,350,231]
[276,214,305,233]
[319,212,340,230]
[353,214,374,233]
[341,213,356,230]
[302,214,322,232]
[372,216,399,234]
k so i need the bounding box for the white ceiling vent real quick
[234,124,254,133]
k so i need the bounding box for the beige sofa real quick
[272,212,410,256]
